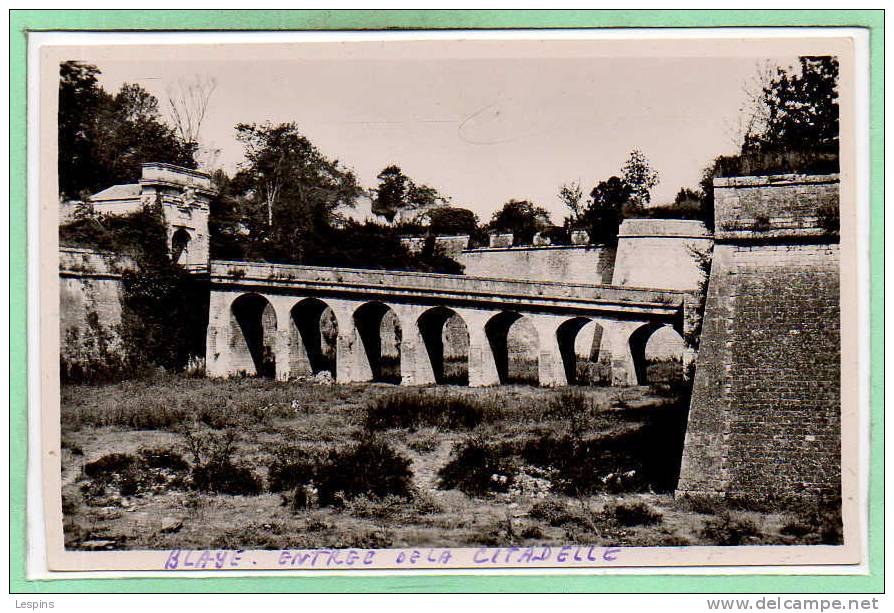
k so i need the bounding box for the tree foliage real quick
[371,164,447,222]
[423,206,480,236]
[621,149,660,208]
[228,122,364,260]
[209,128,461,273]
[58,61,196,201]
[743,56,839,156]
[558,181,585,220]
[487,199,552,245]
[581,177,633,246]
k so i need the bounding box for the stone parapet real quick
[209,259,684,318]
[713,173,839,236]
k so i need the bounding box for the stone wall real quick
[457,245,616,284]
[677,174,840,503]
[59,247,137,378]
[400,235,470,259]
[611,219,712,292]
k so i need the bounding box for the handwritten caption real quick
[163,546,621,570]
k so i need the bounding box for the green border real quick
[9,9,884,594]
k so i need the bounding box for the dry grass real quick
[60,375,829,550]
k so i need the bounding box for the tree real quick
[95,83,197,187]
[58,61,107,200]
[231,122,363,259]
[743,56,839,155]
[698,56,839,227]
[57,61,197,200]
[166,75,218,170]
[561,176,632,246]
[487,199,552,245]
[558,181,585,219]
[621,149,660,208]
[167,76,216,149]
[674,187,701,206]
[371,164,446,223]
[423,207,480,236]
[371,165,410,222]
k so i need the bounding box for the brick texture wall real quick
[677,174,841,503]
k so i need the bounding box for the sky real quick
[86,40,799,224]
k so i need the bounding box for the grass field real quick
[60,375,840,551]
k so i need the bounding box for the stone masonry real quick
[59,247,137,376]
[676,174,841,502]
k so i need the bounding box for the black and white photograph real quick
[39,32,861,570]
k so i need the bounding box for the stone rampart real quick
[611,219,712,292]
[676,174,840,503]
[59,247,137,377]
[457,245,616,285]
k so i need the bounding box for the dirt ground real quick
[60,376,829,551]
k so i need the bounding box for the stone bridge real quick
[205,260,688,387]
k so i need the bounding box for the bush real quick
[266,445,324,493]
[780,495,842,545]
[138,447,189,471]
[606,501,663,527]
[700,512,762,545]
[83,453,135,478]
[528,499,577,527]
[344,494,407,520]
[438,436,517,496]
[315,437,414,506]
[521,433,624,496]
[80,448,190,501]
[182,426,263,495]
[675,493,726,516]
[191,460,263,495]
[364,391,493,431]
[406,430,441,454]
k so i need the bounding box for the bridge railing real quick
[208,260,685,310]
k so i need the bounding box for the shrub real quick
[345,494,407,520]
[520,524,545,539]
[138,447,189,471]
[406,430,440,454]
[528,499,576,527]
[364,391,491,431]
[606,501,663,526]
[438,436,517,496]
[780,495,842,545]
[191,460,263,495]
[182,426,263,495]
[675,493,726,516]
[315,436,414,506]
[83,453,135,478]
[266,445,324,493]
[521,433,628,496]
[700,512,762,545]
[80,448,190,501]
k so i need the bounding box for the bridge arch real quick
[417,306,470,385]
[289,298,338,378]
[629,322,686,385]
[229,292,277,378]
[171,227,191,265]
[353,301,402,384]
[556,317,605,386]
[485,311,539,385]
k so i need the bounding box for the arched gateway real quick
[206,261,690,387]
